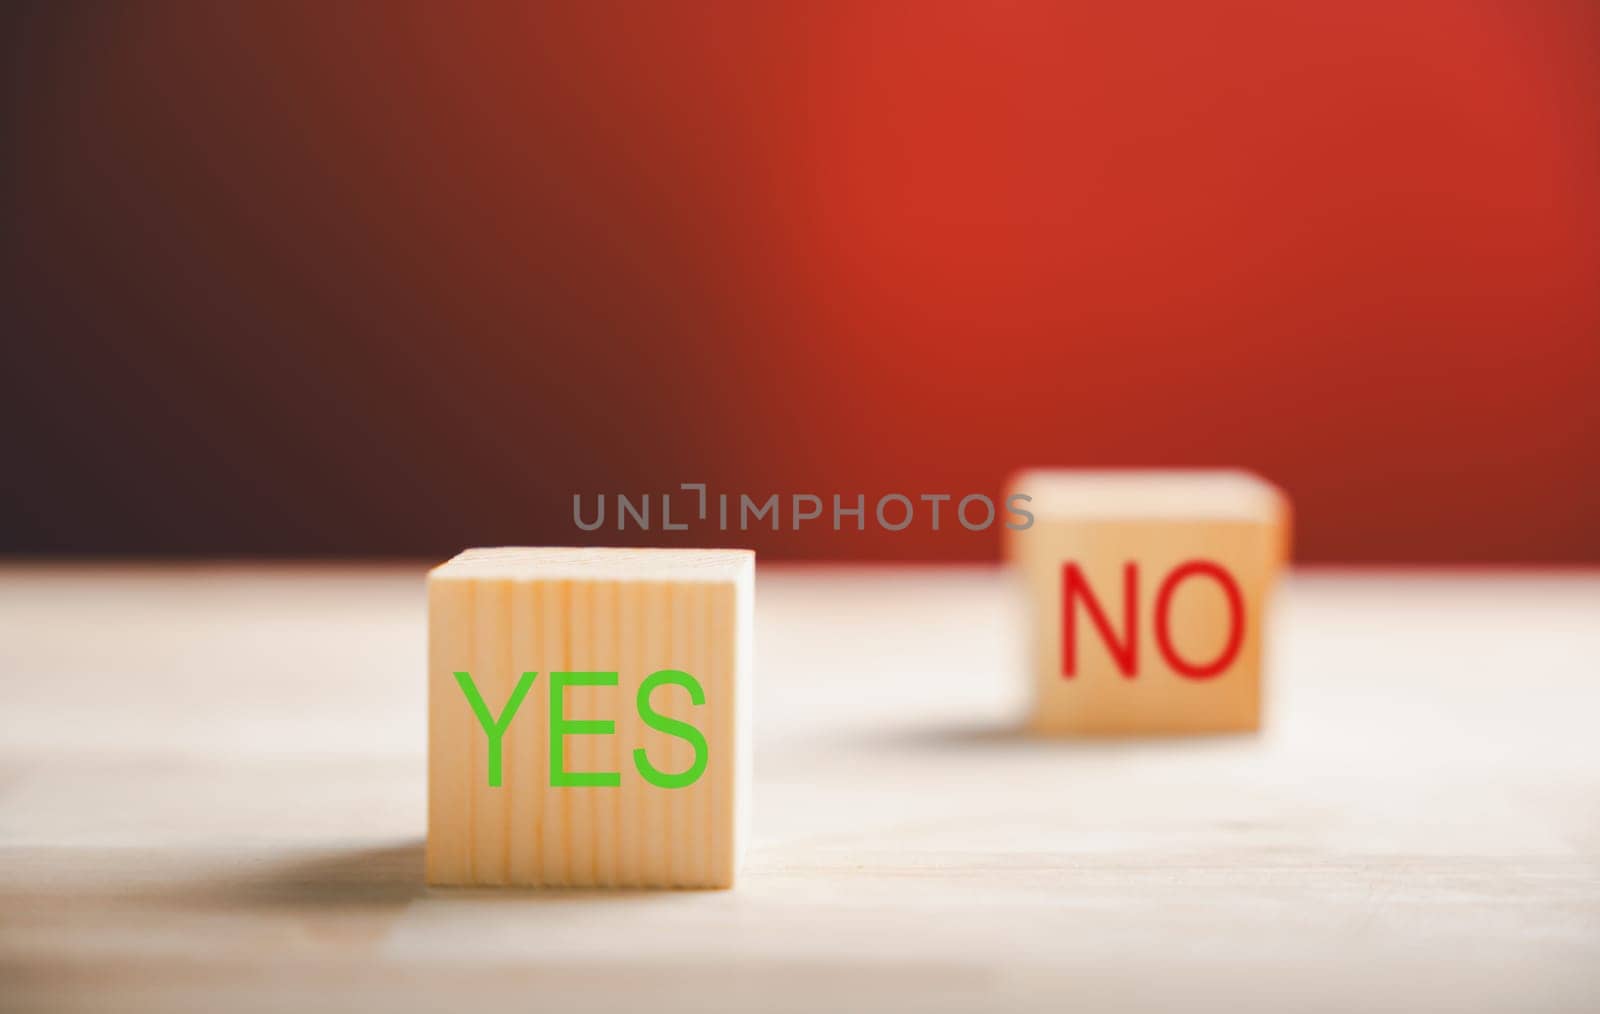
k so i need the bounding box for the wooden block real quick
[1005,470,1289,735]
[426,547,754,888]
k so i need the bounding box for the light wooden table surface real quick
[2,563,1597,1012]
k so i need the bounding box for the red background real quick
[5,1,1599,562]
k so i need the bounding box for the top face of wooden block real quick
[429,547,755,584]
[1010,469,1287,524]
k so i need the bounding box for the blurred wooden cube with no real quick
[427,547,754,888]
[1006,471,1290,734]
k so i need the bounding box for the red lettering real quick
[1153,560,1244,679]
[1062,562,1138,678]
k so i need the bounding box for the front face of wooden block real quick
[1013,519,1284,734]
[427,567,749,888]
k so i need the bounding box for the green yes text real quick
[452,670,709,790]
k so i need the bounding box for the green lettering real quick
[454,670,537,788]
[633,669,709,789]
[550,672,622,787]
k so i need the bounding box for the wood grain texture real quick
[1,563,1597,1013]
[426,548,753,888]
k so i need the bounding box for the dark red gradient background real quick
[5,2,1599,562]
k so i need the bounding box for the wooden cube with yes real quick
[1006,470,1290,735]
[427,547,754,888]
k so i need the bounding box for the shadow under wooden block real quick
[160,840,428,910]
[1005,470,1290,735]
[427,547,755,889]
